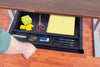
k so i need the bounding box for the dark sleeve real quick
[0,27,11,53]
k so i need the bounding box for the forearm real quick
[4,35,26,54]
[4,35,36,59]
[0,27,36,59]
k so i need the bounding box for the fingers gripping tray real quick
[8,11,84,54]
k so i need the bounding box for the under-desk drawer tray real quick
[8,11,84,54]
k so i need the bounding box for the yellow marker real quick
[20,25,26,29]
[21,15,32,25]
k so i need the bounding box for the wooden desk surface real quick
[0,9,100,67]
[0,0,100,18]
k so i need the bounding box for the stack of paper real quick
[47,14,75,36]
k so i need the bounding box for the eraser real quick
[39,37,49,42]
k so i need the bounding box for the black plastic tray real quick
[8,11,84,54]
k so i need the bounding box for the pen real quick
[56,38,75,42]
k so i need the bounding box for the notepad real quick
[47,14,75,35]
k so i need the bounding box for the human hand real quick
[3,35,36,59]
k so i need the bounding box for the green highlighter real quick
[21,15,32,25]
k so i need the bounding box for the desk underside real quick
[0,0,100,18]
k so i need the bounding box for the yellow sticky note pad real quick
[27,24,34,27]
[21,15,32,25]
[26,26,32,31]
[47,14,75,35]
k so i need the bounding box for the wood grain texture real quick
[0,9,11,31]
[0,9,100,67]
[0,0,100,18]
